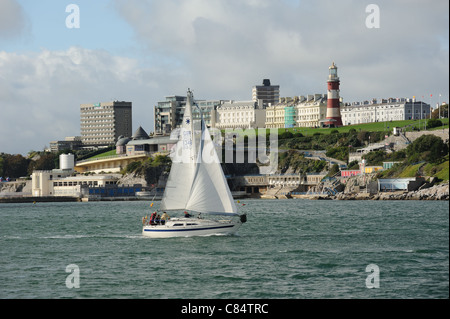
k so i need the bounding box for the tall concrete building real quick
[154,95,222,134]
[154,95,186,134]
[80,101,132,146]
[252,79,280,108]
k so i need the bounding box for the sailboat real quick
[142,89,247,238]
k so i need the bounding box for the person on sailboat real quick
[150,212,157,225]
[184,211,192,218]
[161,212,170,225]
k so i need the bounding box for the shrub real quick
[427,118,443,129]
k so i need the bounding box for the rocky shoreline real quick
[289,182,449,201]
[333,182,449,200]
[1,178,448,202]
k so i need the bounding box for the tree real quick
[0,156,4,177]
[362,150,387,165]
[3,154,29,178]
[431,103,448,119]
[406,135,448,164]
[357,130,370,143]
[28,153,57,173]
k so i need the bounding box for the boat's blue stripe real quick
[143,224,235,232]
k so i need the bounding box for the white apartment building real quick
[265,94,329,128]
[296,94,328,128]
[212,100,266,129]
[265,103,286,129]
[341,98,431,125]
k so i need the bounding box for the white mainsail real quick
[160,90,237,216]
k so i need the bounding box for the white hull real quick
[142,217,242,238]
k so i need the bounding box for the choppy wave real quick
[0,199,448,298]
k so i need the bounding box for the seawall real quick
[0,196,81,204]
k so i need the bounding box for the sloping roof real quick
[132,126,149,140]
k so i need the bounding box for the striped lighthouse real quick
[325,62,342,127]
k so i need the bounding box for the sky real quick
[0,0,448,155]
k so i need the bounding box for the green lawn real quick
[88,149,117,159]
[221,118,448,138]
[280,118,449,136]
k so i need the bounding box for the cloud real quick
[0,0,448,155]
[0,0,29,39]
[0,47,165,154]
[113,0,449,101]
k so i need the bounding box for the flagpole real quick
[430,94,432,120]
[421,96,423,129]
[439,94,441,119]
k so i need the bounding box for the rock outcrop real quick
[334,182,449,200]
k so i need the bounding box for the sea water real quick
[0,200,448,299]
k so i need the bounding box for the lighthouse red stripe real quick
[328,82,340,90]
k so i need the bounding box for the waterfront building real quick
[51,175,120,197]
[31,169,143,198]
[80,101,132,147]
[81,183,143,199]
[77,126,174,174]
[212,100,266,130]
[377,177,426,192]
[31,154,143,197]
[74,154,148,174]
[230,175,269,197]
[252,79,280,108]
[230,172,329,197]
[341,98,431,125]
[324,62,343,127]
[32,169,74,197]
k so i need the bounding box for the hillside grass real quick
[398,163,424,178]
[434,161,449,181]
[423,157,449,182]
